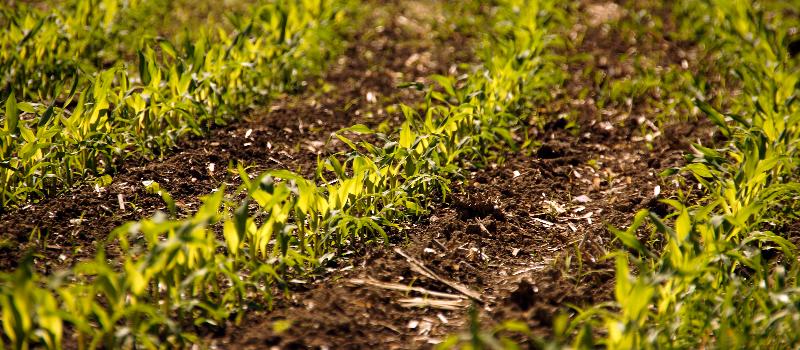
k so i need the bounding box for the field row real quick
[0,0,348,208]
[462,0,800,348]
[596,1,800,347]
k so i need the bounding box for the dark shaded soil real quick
[211,1,722,349]
[0,0,475,273]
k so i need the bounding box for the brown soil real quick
[0,0,475,273]
[208,1,720,349]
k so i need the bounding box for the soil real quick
[1,0,726,349]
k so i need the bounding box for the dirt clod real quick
[509,279,538,311]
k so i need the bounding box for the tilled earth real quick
[2,0,723,349]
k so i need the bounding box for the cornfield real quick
[1,0,799,349]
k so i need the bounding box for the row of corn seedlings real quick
[569,0,800,348]
[0,0,566,348]
[1,0,138,102]
[1,0,260,104]
[0,0,323,102]
[439,1,800,348]
[0,0,348,209]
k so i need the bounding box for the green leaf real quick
[17,102,34,114]
[695,99,730,136]
[273,319,292,334]
[659,167,679,177]
[338,124,374,134]
[675,209,691,242]
[430,74,456,97]
[5,93,18,133]
[124,260,147,295]
[158,40,177,59]
[397,81,425,90]
[268,169,306,183]
[335,134,358,151]
[614,254,631,300]
[492,127,517,150]
[138,50,151,86]
[609,225,646,255]
[38,102,56,127]
[95,175,113,187]
[399,122,414,148]
[744,231,798,259]
[223,221,240,256]
[685,163,714,178]
[234,201,249,240]
[609,210,649,254]
[143,181,161,194]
